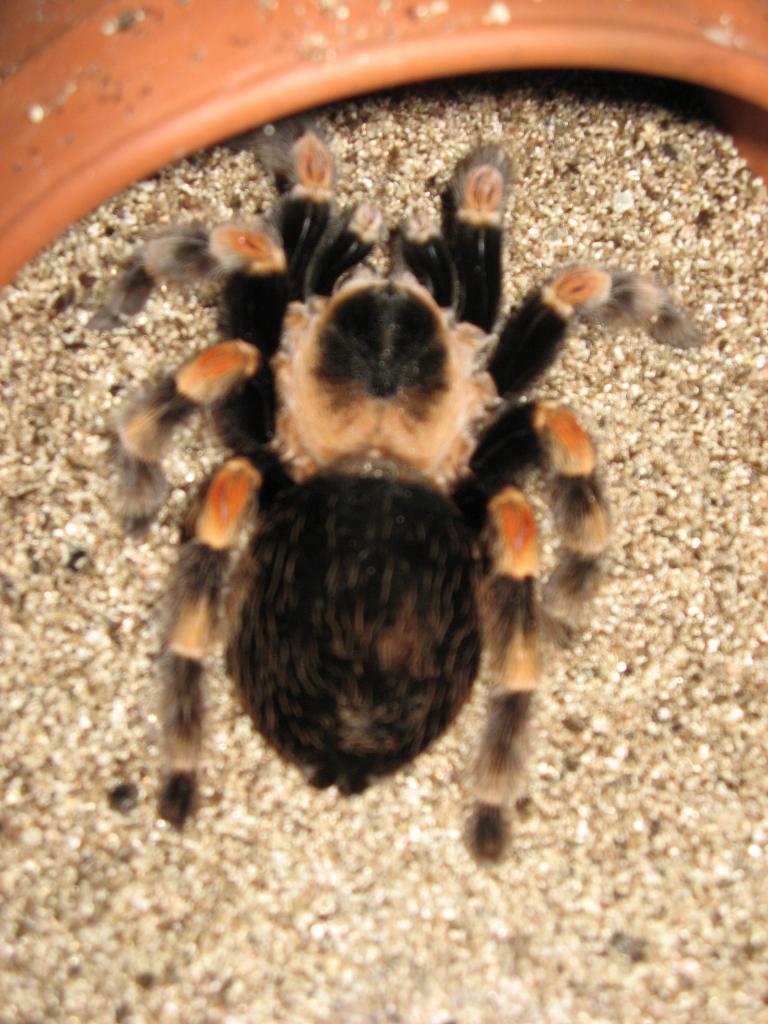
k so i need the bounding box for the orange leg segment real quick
[195,458,262,550]
[175,340,260,405]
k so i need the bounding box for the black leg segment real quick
[447,146,510,333]
[398,210,456,309]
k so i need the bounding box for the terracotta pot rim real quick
[2,0,767,288]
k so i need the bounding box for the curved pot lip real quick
[2,0,768,288]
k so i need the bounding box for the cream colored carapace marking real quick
[271,276,499,489]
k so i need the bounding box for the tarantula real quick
[91,124,698,861]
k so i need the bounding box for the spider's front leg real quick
[160,457,262,826]
[255,123,383,302]
[398,145,510,330]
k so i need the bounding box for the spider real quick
[91,123,699,862]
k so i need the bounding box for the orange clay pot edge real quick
[2,20,768,288]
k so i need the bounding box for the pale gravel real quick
[1,73,766,1024]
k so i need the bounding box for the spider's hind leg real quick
[159,458,262,827]
[469,487,540,862]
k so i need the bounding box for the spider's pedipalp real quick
[469,487,540,862]
[397,209,456,310]
[449,145,510,332]
[490,264,700,397]
[306,202,384,297]
[160,458,261,828]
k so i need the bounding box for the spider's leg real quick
[262,126,336,298]
[532,402,610,635]
[469,399,610,633]
[447,146,510,332]
[468,402,543,498]
[396,209,456,309]
[113,340,261,533]
[490,265,701,397]
[305,202,384,297]
[468,487,540,862]
[88,219,287,334]
[160,458,262,827]
[213,223,290,356]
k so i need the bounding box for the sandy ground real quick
[1,73,766,1024]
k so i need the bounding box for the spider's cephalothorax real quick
[92,123,699,861]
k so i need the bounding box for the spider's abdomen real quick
[227,471,481,793]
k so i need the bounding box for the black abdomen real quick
[228,472,481,793]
